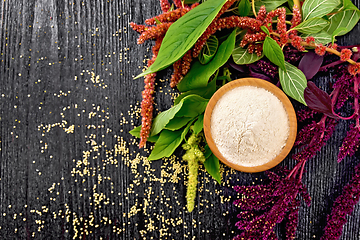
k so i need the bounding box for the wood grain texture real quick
[0,0,359,239]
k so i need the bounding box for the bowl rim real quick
[203,77,297,173]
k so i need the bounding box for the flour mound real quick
[211,86,290,167]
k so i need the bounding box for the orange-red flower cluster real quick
[291,36,305,51]
[315,44,327,56]
[349,62,360,75]
[340,49,352,61]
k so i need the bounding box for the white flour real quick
[210,86,290,167]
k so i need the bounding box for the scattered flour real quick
[211,86,290,167]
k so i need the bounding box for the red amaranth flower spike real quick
[172,0,183,8]
[145,8,189,25]
[256,5,267,22]
[129,22,148,33]
[181,50,193,76]
[193,16,262,57]
[263,7,287,31]
[140,70,156,148]
[170,49,193,88]
[255,43,263,57]
[215,0,237,20]
[247,43,255,54]
[340,49,352,61]
[160,0,171,13]
[137,22,172,44]
[243,32,267,44]
[276,8,287,35]
[139,38,163,148]
[170,58,183,88]
[290,5,301,28]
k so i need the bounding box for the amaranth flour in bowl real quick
[210,85,290,168]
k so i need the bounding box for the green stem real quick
[252,0,257,17]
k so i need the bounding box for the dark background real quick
[0,0,360,239]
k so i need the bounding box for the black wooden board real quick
[1,0,360,239]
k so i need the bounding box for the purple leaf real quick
[298,51,323,80]
[304,81,338,119]
[228,62,247,73]
[249,72,273,82]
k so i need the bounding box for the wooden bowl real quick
[203,78,297,173]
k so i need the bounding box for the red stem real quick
[330,86,340,100]
[319,60,344,72]
[318,116,327,140]
[332,112,356,120]
[286,163,299,180]
[298,160,306,182]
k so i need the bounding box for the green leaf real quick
[301,31,332,44]
[288,0,294,10]
[292,17,329,34]
[154,18,162,25]
[151,94,207,136]
[279,62,307,105]
[302,0,341,21]
[332,27,348,44]
[192,115,204,135]
[261,26,270,36]
[184,0,200,4]
[254,0,288,13]
[148,120,194,160]
[343,0,360,11]
[263,36,286,71]
[325,8,360,36]
[238,0,251,17]
[135,0,228,79]
[204,145,221,183]
[174,78,217,104]
[176,95,208,117]
[199,35,218,64]
[177,30,236,92]
[147,129,184,160]
[150,101,184,136]
[165,117,194,130]
[232,46,264,65]
[129,126,159,142]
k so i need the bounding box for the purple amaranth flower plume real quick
[321,164,360,240]
[293,117,337,162]
[338,124,360,162]
[233,167,311,240]
[255,60,278,79]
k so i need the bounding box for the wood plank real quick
[0,0,359,239]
